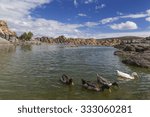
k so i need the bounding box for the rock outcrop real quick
[122,50,150,68]
[35,35,122,46]
[0,20,17,42]
[114,37,150,68]
[0,20,17,50]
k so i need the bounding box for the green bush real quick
[19,32,33,41]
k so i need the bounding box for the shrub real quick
[19,32,33,41]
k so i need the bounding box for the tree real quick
[27,32,33,40]
[19,32,33,41]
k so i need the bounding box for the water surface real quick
[0,44,150,99]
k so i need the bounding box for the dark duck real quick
[97,74,119,88]
[60,74,74,85]
[81,79,110,92]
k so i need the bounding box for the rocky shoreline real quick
[0,20,123,48]
[0,37,15,51]
[0,20,17,51]
[0,20,41,50]
[0,20,145,48]
[114,37,150,68]
[35,35,123,46]
[1,20,150,69]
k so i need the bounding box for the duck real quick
[97,74,119,88]
[81,79,111,92]
[60,74,74,85]
[116,70,139,80]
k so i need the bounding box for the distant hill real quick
[98,36,144,40]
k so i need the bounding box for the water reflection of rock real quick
[0,44,16,53]
[0,37,16,52]
[20,44,32,51]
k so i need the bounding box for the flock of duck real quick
[60,70,139,92]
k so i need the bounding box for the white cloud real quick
[147,9,150,16]
[0,0,86,37]
[146,17,150,22]
[100,17,119,24]
[121,14,147,18]
[9,18,84,37]
[78,13,87,17]
[0,0,149,38]
[110,21,138,30]
[0,0,51,18]
[0,0,52,20]
[84,21,99,27]
[95,4,106,10]
[100,10,150,24]
[117,11,123,15]
[74,0,78,7]
[84,0,95,4]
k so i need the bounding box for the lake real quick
[0,44,150,99]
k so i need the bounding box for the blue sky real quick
[0,0,150,38]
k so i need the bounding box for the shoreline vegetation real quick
[0,20,150,68]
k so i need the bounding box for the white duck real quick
[116,70,139,80]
